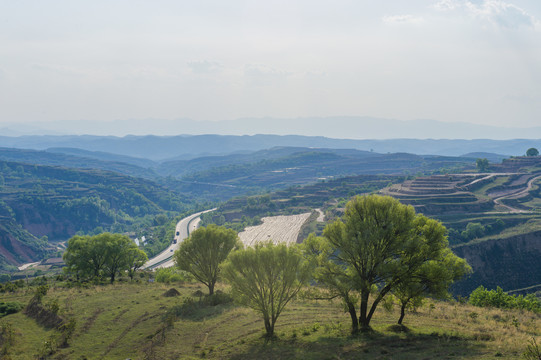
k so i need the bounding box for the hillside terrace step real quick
[395,188,458,195]
[399,196,479,204]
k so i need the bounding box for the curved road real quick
[143,208,215,270]
[493,175,541,213]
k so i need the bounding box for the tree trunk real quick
[264,317,274,338]
[208,282,214,295]
[365,285,393,328]
[347,301,359,333]
[398,302,406,325]
[359,290,371,331]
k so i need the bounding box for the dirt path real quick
[17,261,40,271]
[492,175,541,213]
[458,173,518,188]
[315,208,325,222]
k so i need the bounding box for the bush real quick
[33,285,49,303]
[165,292,233,320]
[0,301,24,318]
[523,337,541,360]
[469,286,541,313]
[0,282,17,293]
[461,222,485,241]
[155,268,194,283]
[205,291,233,306]
[0,322,15,356]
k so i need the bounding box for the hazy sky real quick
[1,0,541,129]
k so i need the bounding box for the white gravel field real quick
[238,213,312,247]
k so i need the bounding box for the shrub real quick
[33,285,50,303]
[523,337,541,360]
[204,291,233,306]
[0,282,17,293]
[165,292,233,320]
[58,318,77,347]
[0,322,15,356]
[0,302,24,318]
[155,268,193,283]
[469,286,541,313]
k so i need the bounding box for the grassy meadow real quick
[1,280,540,359]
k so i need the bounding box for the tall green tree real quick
[321,195,461,332]
[174,224,240,295]
[476,158,489,172]
[63,233,142,282]
[526,148,539,157]
[64,234,108,279]
[126,247,148,280]
[392,248,471,325]
[222,241,311,338]
[303,234,360,333]
[102,234,134,283]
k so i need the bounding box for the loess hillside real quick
[0,160,193,271]
[0,281,539,359]
[204,157,541,297]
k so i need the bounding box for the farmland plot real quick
[238,212,311,246]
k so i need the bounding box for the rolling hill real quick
[0,147,158,179]
[0,280,538,359]
[0,159,194,271]
[202,156,541,297]
[0,134,537,160]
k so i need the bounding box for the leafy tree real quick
[303,234,360,332]
[392,248,471,324]
[461,222,485,240]
[321,195,460,332]
[222,241,311,338]
[63,233,142,282]
[174,225,240,295]
[526,148,539,157]
[64,235,108,279]
[102,234,135,283]
[126,247,148,280]
[476,158,489,172]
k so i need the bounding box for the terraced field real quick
[381,175,494,215]
[378,166,541,295]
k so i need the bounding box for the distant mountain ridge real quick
[3,116,541,139]
[0,147,158,179]
[0,134,539,160]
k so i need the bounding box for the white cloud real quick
[467,1,538,29]
[433,0,539,29]
[382,14,424,25]
[433,0,462,11]
[243,64,290,86]
[187,60,223,74]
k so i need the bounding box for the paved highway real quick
[142,208,215,270]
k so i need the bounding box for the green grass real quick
[457,219,541,245]
[472,176,509,199]
[1,282,540,359]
